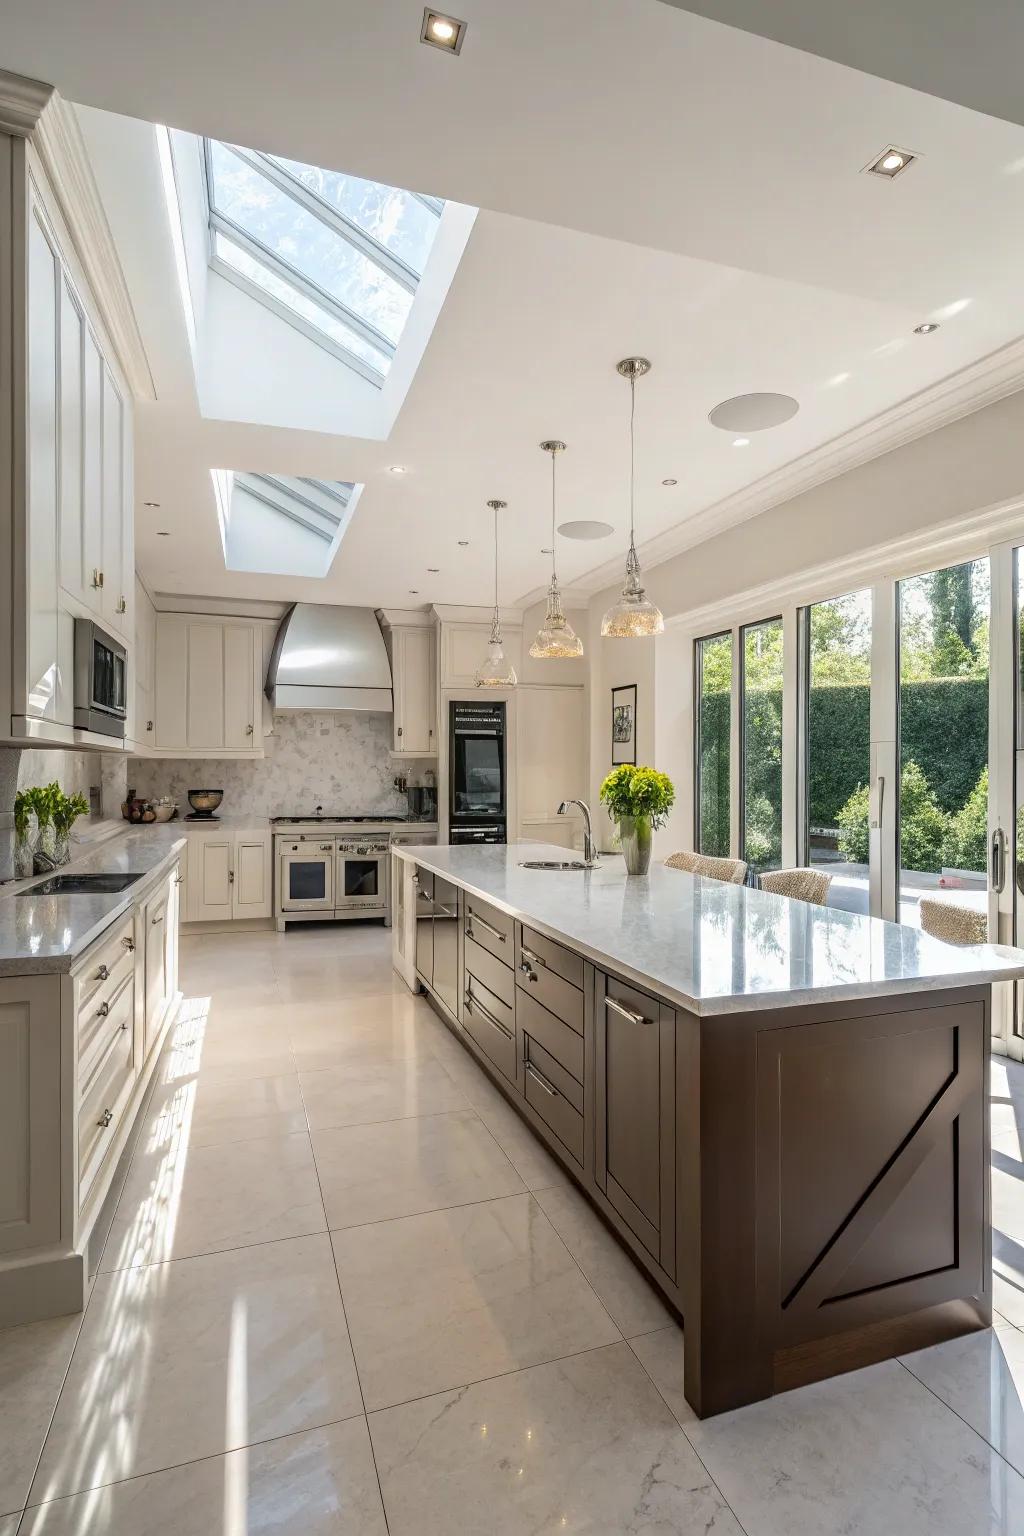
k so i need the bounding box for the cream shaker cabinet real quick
[391,625,437,755]
[185,828,273,923]
[154,615,263,757]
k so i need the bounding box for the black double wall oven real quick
[449,701,506,844]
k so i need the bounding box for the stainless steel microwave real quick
[73,618,127,738]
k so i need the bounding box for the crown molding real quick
[431,603,523,627]
[0,67,53,137]
[31,94,155,400]
[556,333,1024,604]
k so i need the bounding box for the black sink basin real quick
[20,873,144,896]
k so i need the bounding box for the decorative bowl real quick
[153,803,177,822]
[187,788,223,817]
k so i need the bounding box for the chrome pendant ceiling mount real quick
[474,498,518,688]
[530,440,583,660]
[601,356,665,639]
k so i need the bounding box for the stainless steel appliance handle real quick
[604,995,651,1026]
[464,988,513,1041]
[992,826,1007,894]
[525,1062,558,1097]
[467,910,506,943]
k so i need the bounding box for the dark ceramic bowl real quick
[187,789,224,817]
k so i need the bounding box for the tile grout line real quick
[622,1334,753,1536]
[297,1054,393,1536]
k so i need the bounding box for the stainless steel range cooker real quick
[271,815,405,930]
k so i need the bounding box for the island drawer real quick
[524,1036,583,1114]
[464,934,515,1008]
[75,915,136,1016]
[517,989,583,1085]
[464,895,513,965]
[78,970,134,1087]
[516,941,584,1035]
[525,1055,583,1166]
[78,983,137,1202]
[464,973,516,1085]
[517,924,584,991]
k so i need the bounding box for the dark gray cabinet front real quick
[594,970,676,1280]
[414,869,434,984]
[432,876,460,1020]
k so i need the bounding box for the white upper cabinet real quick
[131,577,156,751]
[26,205,62,726]
[392,625,437,755]
[440,621,523,690]
[154,615,263,757]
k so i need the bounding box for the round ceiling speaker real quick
[558,519,614,541]
[708,393,799,432]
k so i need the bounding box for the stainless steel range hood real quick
[265,604,393,712]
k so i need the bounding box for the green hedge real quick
[697,676,988,856]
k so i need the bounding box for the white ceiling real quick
[12,0,1024,608]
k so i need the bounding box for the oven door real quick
[336,848,387,912]
[280,843,335,912]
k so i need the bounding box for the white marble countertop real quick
[395,841,1024,1016]
[0,826,185,975]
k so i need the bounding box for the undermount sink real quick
[519,859,591,871]
[19,873,144,896]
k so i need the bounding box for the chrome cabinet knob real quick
[97,1001,109,1017]
[98,1108,113,1128]
[97,964,109,981]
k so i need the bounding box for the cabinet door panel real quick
[154,615,187,749]
[0,976,61,1255]
[100,366,124,627]
[189,839,232,921]
[186,622,226,750]
[26,210,59,722]
[144,890,169,1050]
[395,627,435,754]
[81,330,103,608]
[232,837,271,918]
[223,624,256,750]
[58,278,85,604]
[595,972,676,1277]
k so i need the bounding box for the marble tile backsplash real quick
[129,711,411,818]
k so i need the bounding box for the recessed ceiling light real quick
[458,539,469,546]
[865,145,916,179]
[143,501,160,508]
[427,567,439,573]
[661,478,678,486]
[388,465,408,475]
[914,322,940,335]
[156,530,170,537]
[420,8,466,53]
[558,519,615,541]
[732,437,751,448]
[409,588,419,594]
[709,393,799,432]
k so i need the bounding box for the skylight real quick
[215,471,362,578]
[203,139,443,386]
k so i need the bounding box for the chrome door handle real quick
[467,911,505,943]
[605,995,651,1026]
[465,989,513,1041]
[870,774,886,831]
[992,827,1007,894]
[117,596,127,614]
[525,1062,558,1097]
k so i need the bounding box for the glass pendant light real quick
[474,498,518,688]
[601,356,665,638]
[530,440,583,660]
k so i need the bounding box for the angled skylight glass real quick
[215,470,362,578]
[204,139,443,386]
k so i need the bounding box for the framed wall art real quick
[611,684,637,765]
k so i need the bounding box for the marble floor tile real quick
[299,1055,468,1131]
[471,1087,572,1191]
[313,1110,525,1228]
[31,1235,362,1504]
[628,1324,695,1425]
[288,996,436,1071]
[900,1324,1024,1475]
[369,1341,742,1535]
[165,1024,296,1086]
[146,1072,306,1149]
[688,1357,1024,1536]
[20,1419,387,1536]
[333,1193,620,1410]
[534,1184,673,1338]
[101,1130,325,1270]
[275,960,403,1001]
[0,1313,81,1516]
[0,1515,18,1536]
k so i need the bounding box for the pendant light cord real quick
[628,371,636,553]
[550,450,558,584]
[493,503,499,624]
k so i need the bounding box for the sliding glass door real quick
[800,590,872,912]
[897,557,990,926]
[740,617,783,874]
[695,632,732,857]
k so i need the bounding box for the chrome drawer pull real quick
[97,964,109,981]
[152,913,164,925]
[98,1108,114,1128]
[519,945,546,970]
[605,995,651,1026]
[97,1001,110,1018]
[123,936,135,953]
[434,905,459,919]
[465,989,513,1042]
[466,911,506,943]
[525,1062,558,1098]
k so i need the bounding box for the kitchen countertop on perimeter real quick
[0,826,185,975]
[394,841,1024,1015]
